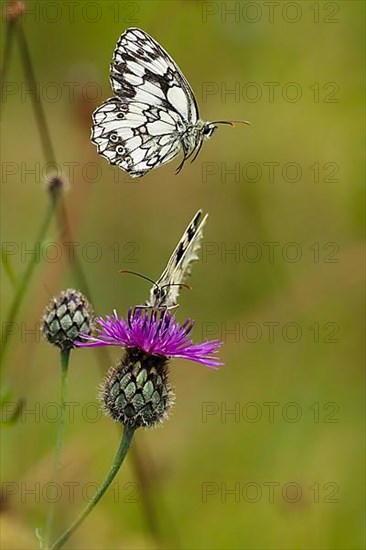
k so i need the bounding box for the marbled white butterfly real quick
[92,27,249,178]
[122,210,208,309]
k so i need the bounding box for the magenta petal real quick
[76,308,223,369]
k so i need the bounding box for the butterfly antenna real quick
[211,120,251,127]
[119,269,159,289]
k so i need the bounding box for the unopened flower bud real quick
[42,289,93,350]
[45,174,69,199]
[5,1,26,21]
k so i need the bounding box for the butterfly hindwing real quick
[147,210,208,309]
[92,98,182,176]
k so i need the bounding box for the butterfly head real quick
[152,285,167,306]
[201,123,218,140]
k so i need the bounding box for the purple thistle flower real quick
[76,308,223,369]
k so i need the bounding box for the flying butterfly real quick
[121,209,208,309]
[92,27,249,178]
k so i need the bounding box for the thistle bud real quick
[45,174,69,199]
[4,1,26,21]
[42,289,93,350]
[102,348,174,429]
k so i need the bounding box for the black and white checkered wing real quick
[147,210,208,309]
[92,27,199,177]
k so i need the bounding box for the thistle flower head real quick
[77,308,223,369]
[42,289,93,350]
[78,308,222,428]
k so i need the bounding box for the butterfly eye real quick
[202,125,216,138]
[116,145,125,155]
[110,133,119,142]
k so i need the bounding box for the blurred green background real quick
[1,0,365,548]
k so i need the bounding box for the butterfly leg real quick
[175,155,186,175]
[190,138,204,165]
[133,304,150,315]
[132,304,178,315]
[175,140,191,174]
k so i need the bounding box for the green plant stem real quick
[1,18,17,284]
[50,424,136,550]
[0,197,57,368]
[16,23,56,164]
[1,20,60,369]
[44,347,71,548]
[0,20,16,119]
[9,20,165,547]
[14,21,93,321]
[56,202,93,297]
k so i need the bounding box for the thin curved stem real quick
[0,20,60,369]
[44,347,71,548]
[0,197,57,368]
[4,20,164,546]
[0,20,16,119]
[16,23,56,164]
[50,424,136,550]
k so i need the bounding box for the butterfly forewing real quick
[112,28,199,122]
[147,210,208,309]
[92,27,200,177]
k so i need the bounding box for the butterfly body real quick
[92,28,246,178]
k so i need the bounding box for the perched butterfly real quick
[121,209,208,309]
[92,27,249,178]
